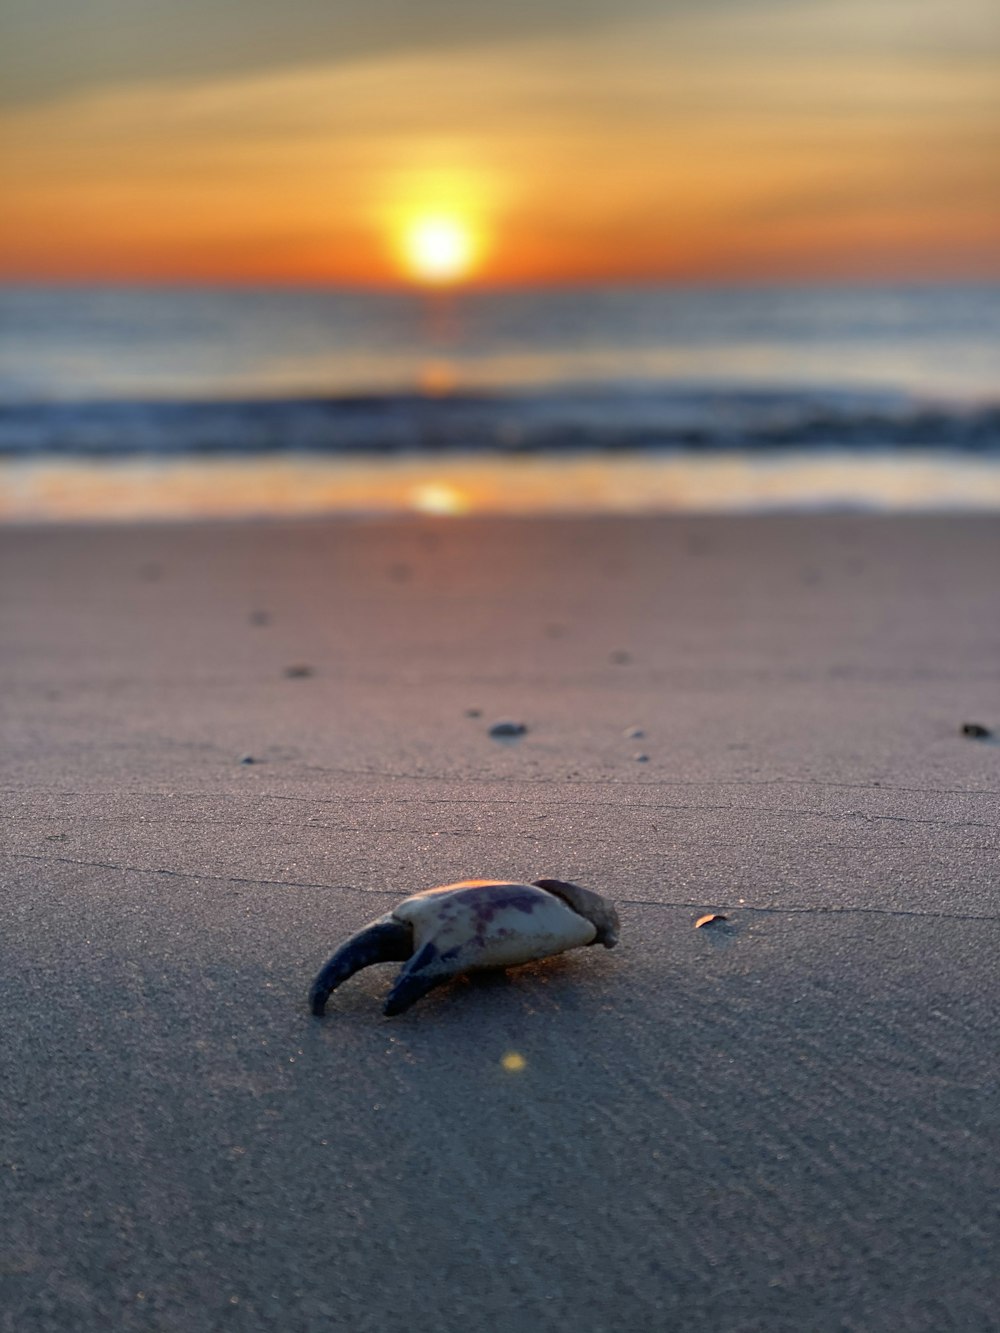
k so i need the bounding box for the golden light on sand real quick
[410,482,470,515]
[501,1051,527,1073]
[401,215,477,285]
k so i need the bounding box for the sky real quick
[1,0,998,285]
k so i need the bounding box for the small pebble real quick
[633,752,649,762]
[249,610,271,626]
[961,722,992,739]
[284,664,314,679]
[465,708,482,718]
[239,754,256,765]
[609,650,632,665]
[489,721,527,737]
[624,726,645,739]
[695,913,728,929]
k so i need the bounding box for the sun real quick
[401,215,478,285]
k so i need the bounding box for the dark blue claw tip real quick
[382,963,446,1017]
[307,918,413,1016]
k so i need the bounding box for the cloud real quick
[0,0,688,105]
[7,0,997,110]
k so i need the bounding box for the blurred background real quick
[1,0,998,518]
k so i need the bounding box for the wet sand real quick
[6,451,1000,522]
[1,514,998,1332]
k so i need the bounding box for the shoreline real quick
[5,448,1000,521]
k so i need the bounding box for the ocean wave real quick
[1,388,998,457]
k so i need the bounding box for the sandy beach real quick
[1,513,998,1332]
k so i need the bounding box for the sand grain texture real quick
[1,515,998,1332]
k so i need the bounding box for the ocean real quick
[2,282,999,517]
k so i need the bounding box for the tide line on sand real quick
[4,450,1000,521]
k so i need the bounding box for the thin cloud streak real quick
[0,0,700,106]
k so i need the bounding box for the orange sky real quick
[2,0,999,285]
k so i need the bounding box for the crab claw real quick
[308,879,620,1017]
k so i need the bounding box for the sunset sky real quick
[2,0,998,285]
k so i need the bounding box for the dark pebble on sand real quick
[633,752,649,762]
[284,664,314,679]
[961,722,992,739]
[465,707,482,718]
[624,726,645,739]
[239,754,256,765]
[489,721,527,737]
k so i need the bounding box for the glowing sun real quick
[401,216,478,285]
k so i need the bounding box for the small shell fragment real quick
[695,913,728,929]
[961,722,992,739]
[489,720,527,737]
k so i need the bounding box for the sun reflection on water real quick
[410,481,469,515]
[4,453,1000,521]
